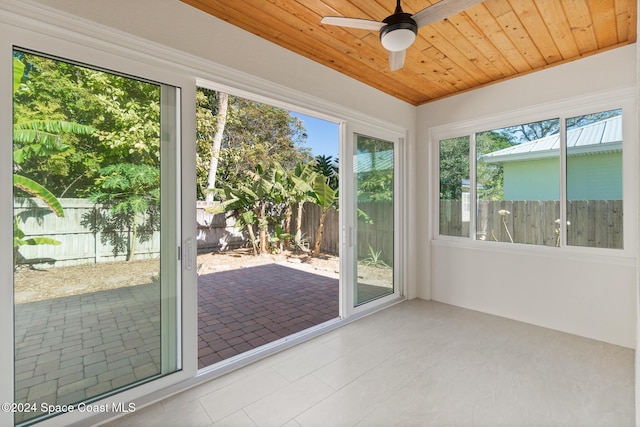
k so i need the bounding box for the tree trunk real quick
[284,205,292,249]
[127,219,137,261]
[313,209,328,257]
[205,92,229,202]
[259,203,268,255]
[246,223,258,256]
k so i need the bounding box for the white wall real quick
[431,242,636,347]
[417,45,638,348]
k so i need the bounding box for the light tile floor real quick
[101,300,635,426]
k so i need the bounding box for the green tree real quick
[313,155,339,190]
[12,56,96,267]
[87,163,160,261]
[439,136,469,200]
[195,89,312,199]
[209,184,261,255]
[14,51,163,263]
[196,89,230,201]
[499,113,619,143]
[13,177,63,268]
[358,168,392,202]
[498,118,559,143]
[14,51,160,198]
[355,138,392,202]
[310,174,337,257]
[476,131,511,200]
[247,164,287,254]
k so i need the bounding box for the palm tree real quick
[314,155,338,189]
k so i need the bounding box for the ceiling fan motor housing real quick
[380,13,418,51]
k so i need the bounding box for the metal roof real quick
[481,115,622,164]
[355,150,393,173]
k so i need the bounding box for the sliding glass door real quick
[352,133,399,308]
[12,49,180,425]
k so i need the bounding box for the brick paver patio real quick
[13,262,340,422]
[198,263,339,368]
[14,283,161,424]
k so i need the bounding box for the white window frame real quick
[342,121,407,318]
[431,87,637,260]
[0,17,195,427]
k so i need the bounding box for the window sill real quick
[431,236,636,267]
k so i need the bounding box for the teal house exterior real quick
[480,115,622,201]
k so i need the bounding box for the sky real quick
[291,112,339,159]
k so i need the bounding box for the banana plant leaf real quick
[312,175,336,209]
[15,236,61,247]
[13,174,64,217]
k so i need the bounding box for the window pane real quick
[566,109,623,249]
[476,118,560,246]
[355,135,394,306]
[439,136,470,237]
[13,50,178,424]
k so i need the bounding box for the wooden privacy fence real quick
[16,198,394,268]
[18,197,621,268]
[15,198,160,267]
[196,201,246,253]
[196,201,341,255]
[290,203,339,255]
[290,201,393,265]
[199,201,392,262]
[440,199,623,248]
[355,201,393,265]
[15,199,243,267]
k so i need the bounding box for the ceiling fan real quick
[321,0,483,71]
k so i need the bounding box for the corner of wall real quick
[635,35,640,427]
[413,117,432,301]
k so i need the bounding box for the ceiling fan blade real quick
[389,50,406,71]
[321,16,385,31]
[412,0,484,28]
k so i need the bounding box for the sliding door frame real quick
[341,121,406,319]
[0,18,197,427]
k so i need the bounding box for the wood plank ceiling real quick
[180,0,637,106]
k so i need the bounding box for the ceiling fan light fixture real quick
[380,12,417,52]
[323,0,484,70]
[380,26,416,51]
